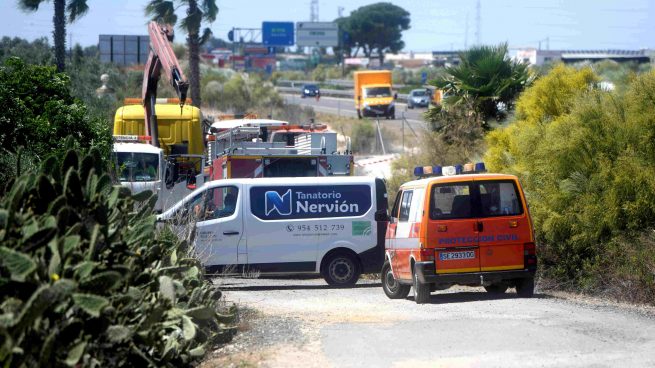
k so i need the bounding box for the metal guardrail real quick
[276,86,409,103]
[277,79,407,89]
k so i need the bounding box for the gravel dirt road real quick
[200,277,655,368]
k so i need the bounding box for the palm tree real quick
[18,0,89,72]
[145,0,218,108]
[433,43,531,124]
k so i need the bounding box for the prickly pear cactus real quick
[0,148,235,367]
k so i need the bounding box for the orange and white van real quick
[382,163,537,303]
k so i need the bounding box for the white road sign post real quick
[296,22,339,47]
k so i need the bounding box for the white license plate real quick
[439,250,475,261]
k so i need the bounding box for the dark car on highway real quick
[407,89,430,109]
[300,84,320,98]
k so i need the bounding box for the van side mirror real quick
[375,210,389,222]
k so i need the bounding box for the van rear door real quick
[475,179,528,272]
[427,181,481,274]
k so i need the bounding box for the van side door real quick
[195,185,243,267]
[475,180,529,272]
[427,181,481,274]
[393,189,416,280]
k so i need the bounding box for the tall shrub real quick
[485,65,655,301]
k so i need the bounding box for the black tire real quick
[516,277,535,297]
[413,266,430,304]
[322,252,361,287]
[408,103,414,109]
[484,284,509,294]
[381,262,410,299]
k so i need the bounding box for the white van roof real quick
[400,173,520,188]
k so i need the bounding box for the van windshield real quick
[411,90,427,96]
[363,87,392,98]
[114,152,159,182]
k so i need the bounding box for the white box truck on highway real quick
[159,177,389,286]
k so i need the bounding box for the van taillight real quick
[420,248,435,261]
[524,242,536,256]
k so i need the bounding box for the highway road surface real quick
[202,277,655,368]
[283,94,428,134]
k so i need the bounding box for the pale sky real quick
[1,0,654,52]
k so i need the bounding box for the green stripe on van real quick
[352,221,372,236]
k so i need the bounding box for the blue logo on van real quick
[265,189,292,216]
[251,185,372,220]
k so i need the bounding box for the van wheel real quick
[484,284,509,294]
[413,267,430,304]
[381,262,410,299]
[323,252,360,287]
[516,277,535,297]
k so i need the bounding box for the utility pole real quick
[310,0,319,22]
[475,0,481,45]
[69,32,72,62]
[338,6,344,18]
[464,13,469,49]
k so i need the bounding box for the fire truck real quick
[206,119,353,180]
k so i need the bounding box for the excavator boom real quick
[142,21,189,147]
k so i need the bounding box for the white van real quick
[158,177,389,286]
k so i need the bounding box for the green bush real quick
[0,147,235,367]
[485,64,655,303]
[351,120,376,154]
[202,73,283,115]
[0,37,53,66]
[0,57,112,187]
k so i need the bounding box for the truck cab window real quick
[114,152,159,182]
[363,87,392,98]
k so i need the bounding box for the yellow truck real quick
[113,99,204,157]
[113,99,206,211]
[353,70,397,119]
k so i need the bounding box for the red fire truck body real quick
[206,119,353,180]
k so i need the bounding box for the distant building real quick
[510,48,652,66]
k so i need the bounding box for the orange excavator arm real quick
[142,21,189,147]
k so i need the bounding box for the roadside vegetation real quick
[389,43,655,304]
[0,38,238,365]
[486,64,655,303]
